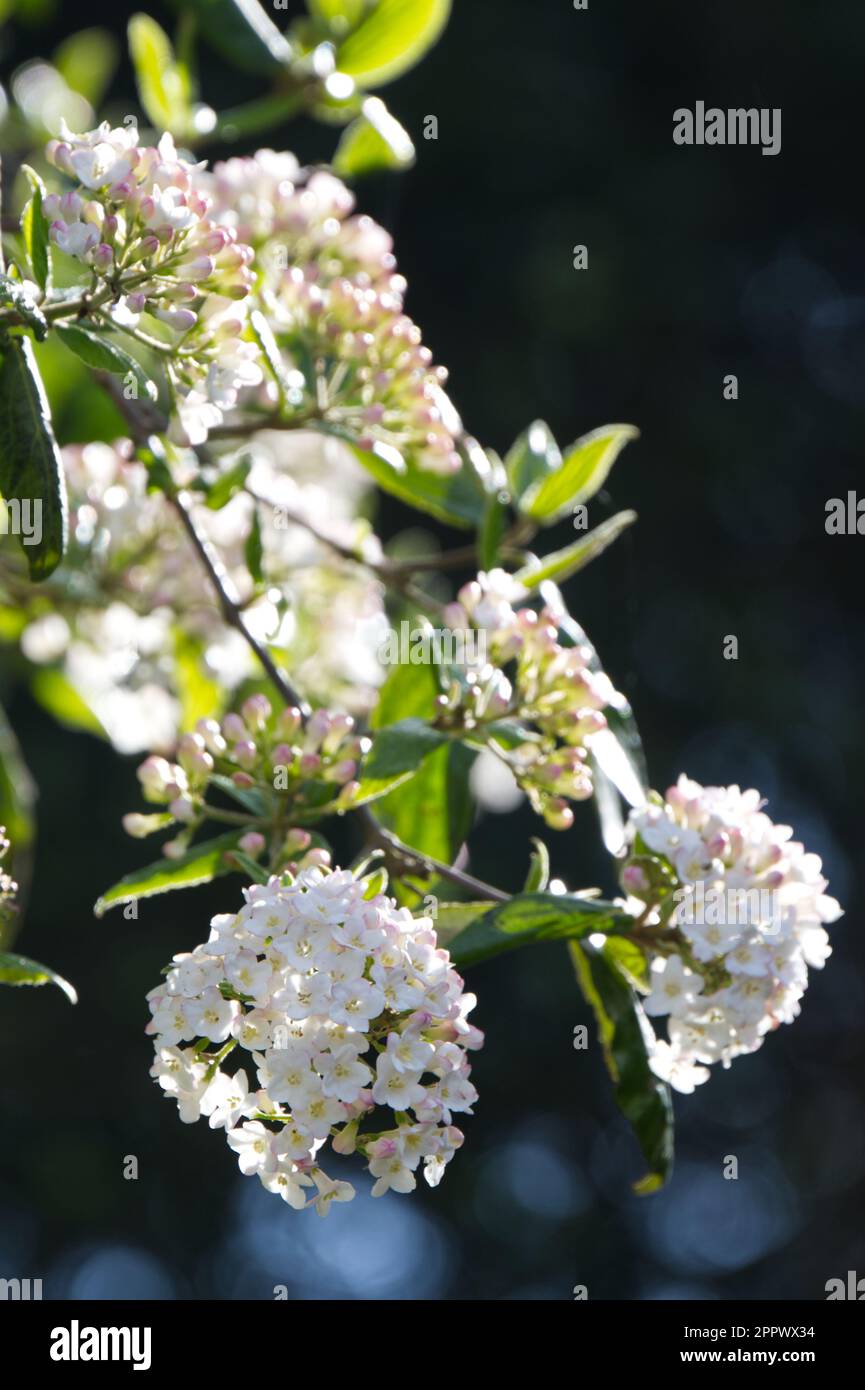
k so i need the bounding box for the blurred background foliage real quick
[0,0,862,1299]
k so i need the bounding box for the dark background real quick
[0,0,862,1299]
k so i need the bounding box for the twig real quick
[356,806,509,904]
[171,490,310,714]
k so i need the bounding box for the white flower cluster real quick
[202,149,462,475]
[624,776,842,1093]
[45,121,261,446]
[13,434,387,751]
[147,867,482,1213]
[442,569,622,828]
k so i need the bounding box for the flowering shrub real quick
[0,0,842,1206]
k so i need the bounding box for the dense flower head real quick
[44,122,261,444]
[203,148,461,475]
[146,866,482,1211]
[204,153,397,287]
[442,569,622,828]
[622,775,843,1092]
[130,697,368,859]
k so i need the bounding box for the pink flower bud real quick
[155,306,198,332]
[276,707,302,739]
[544,798,574,831]
[241,694,272,730]
[622,863,650,893]
[233,740,258,770]
[239,832,266,857]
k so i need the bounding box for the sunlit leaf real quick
[337,0,451,88]
[0,950,77,1004]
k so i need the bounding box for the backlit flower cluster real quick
[204,150,462,474]
[130,697,367,859]
[146,866,481,1211]
[442,569,622,828]
[45,121,261,445]
[8,434,387,751]
[622,776,843,1092]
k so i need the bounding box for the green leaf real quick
[448,891,630,969]
[0,335,68,580]
[523,837,550,892]
[309,0,365,31]
[519,424,639,525]
[602,934,650,990]
[245,505,264,583]
[371,650,439,730]
[204,457,252,511]
[431,900,500,948]
[570,939,673,1193]
[337,0,451,88]
[174,0,292,73]
[513,510,637,589]
[128,14,193,134]
[94,831,244,917]
[589,726,646,810]
[370,656,473,873]
[0,272,48,340]
[505,419,561,502]
[347,437,484,529]
[478,485,509,571]
[30,668,107,738]
[353,717,448,804]
[20,165,51,293]
[224,848,269,883]
[174,631,222,731]
[333,96,415,177]
[54,27,119,107]
[54,323,157,402]
[208,774,269,818]
[0,951,77,1004]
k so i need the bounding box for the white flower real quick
[200,1068,256,1129]
[371,1054,426,1111]
[648,1041,710,1094]
[226,1120,274,1175]
[315,1045,373,1103]
[188,987,237,1042]
[50,219,99,259]
[644,955,705,1019]
[309,1169,355,1216]
[260,1163,312,1209]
